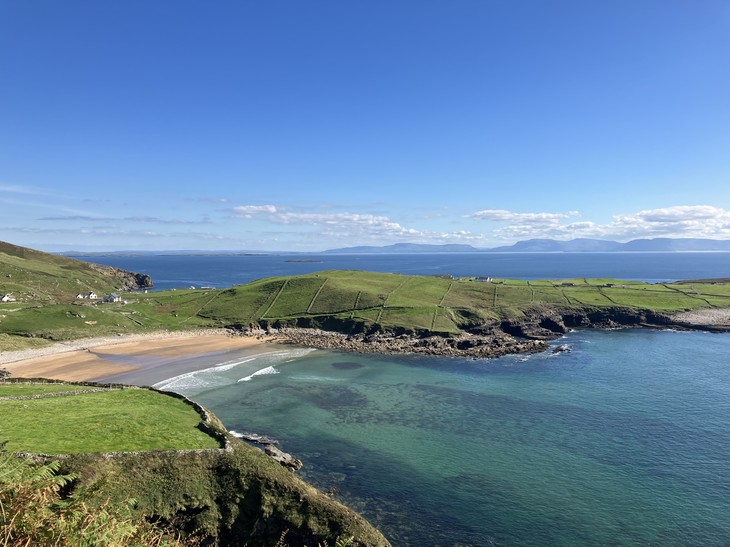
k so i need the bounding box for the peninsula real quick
[3,240,730,359]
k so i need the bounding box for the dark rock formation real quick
[87,263,153,290]
[271,328,550,359]
[230,431,303,471]
[264,445,303,471]
[250,305,716,360]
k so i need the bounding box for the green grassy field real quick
[0,384,221,454]
[3,268,730,345]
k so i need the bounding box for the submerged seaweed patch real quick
[331,361,363,370]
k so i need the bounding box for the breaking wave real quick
[238,366,279,382]
[153,348,315,393]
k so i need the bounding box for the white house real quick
[1,294,16,303]
[76,291,98,300]
[102,293,122,303]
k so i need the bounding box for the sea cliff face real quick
[86,262,153,290]
[258,305,729,359]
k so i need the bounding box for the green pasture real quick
[3,268,730,344]
[0,385,221,454]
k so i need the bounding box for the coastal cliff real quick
[60,443,389,546]
[261,305,730,358]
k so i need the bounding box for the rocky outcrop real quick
[254,305,721,359]
[87,263,153,290]
[669,308,730,332]
[271,328,550,358]
[495,307,676,340]
[230,431,303,471]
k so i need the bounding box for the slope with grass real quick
[0,240,152,304]
[3,269,730,355]
[194,271,730,337]
[0,379,390,546]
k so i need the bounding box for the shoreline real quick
[2,306,729,383]
[0,329,275,382]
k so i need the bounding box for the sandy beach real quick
[0,330,275,383]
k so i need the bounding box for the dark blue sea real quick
[82,253,730,546]
[71,252,730,291]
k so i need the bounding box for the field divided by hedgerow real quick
[5,270,730,343]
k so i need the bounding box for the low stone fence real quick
[0,387,119,401]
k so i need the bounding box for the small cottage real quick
[1,294,16,303]
[102,293,122,303]
[76,291,98,300]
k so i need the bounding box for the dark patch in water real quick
[331,361,363,370]
[307,385,368,410]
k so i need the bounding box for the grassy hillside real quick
[0,240,151,304]
[0,382,221,453]
[175,271,730,333]
[0,379,390,545]
[3,270,730,345]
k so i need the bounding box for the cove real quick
[171,329,730,546]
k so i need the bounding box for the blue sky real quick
[1,1,729,251]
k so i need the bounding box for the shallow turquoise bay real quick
[169,330,730,546]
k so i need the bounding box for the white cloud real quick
[469,209,580,224]
[608,206,730,239]
[469,205,730,241]
[231,204,488,244]
[37,215,211,225]
[0,183,45,195]
[232,205,278,218]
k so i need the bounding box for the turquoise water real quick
[166,330,730,546]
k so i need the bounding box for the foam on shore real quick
[153,348,315,393]
[238,366,278,382]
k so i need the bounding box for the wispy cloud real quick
[469,205,730,241]
[0,183,46,195]
[0,225,238,242]
[469,209,580,226]
[231,204,488,244]
[37,215,212,225]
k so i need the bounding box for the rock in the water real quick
[265,445,303,471]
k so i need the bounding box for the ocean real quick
[82,252,730,546]
[71,251,730,291]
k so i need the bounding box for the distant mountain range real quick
[54,237,730,256]
[322,243,481,254]
[324,238,730,253]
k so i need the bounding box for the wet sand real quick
[1,331,276,383]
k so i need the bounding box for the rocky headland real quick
[262,305,730,359]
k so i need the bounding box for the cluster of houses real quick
[1,292,127,304]
[76,291,126,304]
[432,275,495,282]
